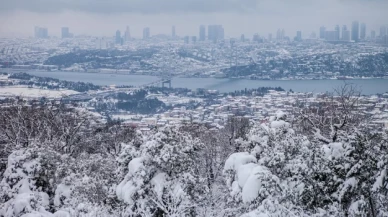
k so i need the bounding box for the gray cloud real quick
[0,0,258,14]
[1,0,387,16]
[1,0,387,15]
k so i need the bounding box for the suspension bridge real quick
[139,76,173,88]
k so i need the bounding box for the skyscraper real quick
[335,25,340,41]
[351,21,359,42]
[199,25,206,41]
[61,27,69,38]
[342,25,350,41]
[360,23,366,40]
[124,26,131,42]
[143,27,150,39]
[253,34,260,42]
[172,26,176,38]
[276,29,281,40]
[276,29,285,40]
[241,34,245,42]
[380,26,387,37]
[325,30,340,41]
[191,36,197,44]
[295,31,302,41]
[319,26,326,39]
[184,36,190,44]
[208,25,224,43]
[115,30,121,44]
[371,30,376,39]
[34,26,48,39]
[268,33,272,42]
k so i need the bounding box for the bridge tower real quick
[161,79,172,88]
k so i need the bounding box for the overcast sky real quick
[0,0,387,38]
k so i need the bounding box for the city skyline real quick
[31,22,386,42]
[1,0,388,38]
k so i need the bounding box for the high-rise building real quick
[319,26,326,39]
[143,27,150,39]
[184,36,190,44]
[335,25,340,40]
[34,26,48,38]
[124,26,131,42]
[325,30,340,41]
[208,25,224,43]
[360,23,366,40]
[268,33,272,41]
[96,37,108,50]
[276,29,281,40]
[61,27,69,38]
[295,31,302,41]
[241,34,245,42]
[172,26,176,38]
[230,38,236,47]
[342,30,350,41]
[382,35,388,45]
[115,30,121,44]
[380,26,387,37]
[351,21,359,42]
[191,36,197,44]
[371,30,376,39]
[199,25,206,41]
[342,25,350,41]
[253,34,260,42]
[276,29,285,40]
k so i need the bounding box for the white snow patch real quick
[372,169,386,191]
[237,163,257,188]
[150,172,168,199]
[242,165,273,203]
[322,143,345,160]
[224,152,257,172]
[270,120,290,129]
[54,183,73,207]
[116,157,146,204]
[0,86,78,98]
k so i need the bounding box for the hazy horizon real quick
[0,0,387,38]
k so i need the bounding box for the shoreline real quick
[2,69,388,81]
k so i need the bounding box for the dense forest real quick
[0,87,387,217]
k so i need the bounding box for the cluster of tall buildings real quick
[319,21,366,42]
[184,36,198,44]
[207,25,225,43]
[34,22,388,46]
[318,22,387,44]
[197,25,224,43]
[183,25,224,44]
[34,26,48,39]
[34,26,75,39]
[115,26,132,44]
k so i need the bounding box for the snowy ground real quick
[156,95,203,106]
[111,114,145,120]
[0,86,79,98]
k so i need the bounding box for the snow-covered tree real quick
[116,126,205,216]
